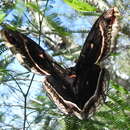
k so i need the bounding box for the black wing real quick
[44,64,109,119]
[2,28,68,76]
[75,7,120,74]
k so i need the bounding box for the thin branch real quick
[2,77,43,84]
[0,123,19,129]
[9,74,25,96]
[44,0,50,13]
[24,12,38,29]
[23,4,43,128]
[23,74,35,130]
[26,74,35,97]
[0,104,38,110]
[45,30,89,34]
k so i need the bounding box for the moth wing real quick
[80,66,110,119]
[44,75,85,119]
[2,29,66,75]
[75,7,120,73]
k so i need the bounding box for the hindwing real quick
[44,65,109,119]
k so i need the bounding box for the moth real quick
[1,7,119,119]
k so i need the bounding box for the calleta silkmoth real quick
[1,7,120,119]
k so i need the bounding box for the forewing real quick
[2,28,67,76]
[76,7,120,73]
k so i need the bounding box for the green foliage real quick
[46,14,70,36]
[26,2,42,14]
[64,0,96,12]
[0,43,12,83]
[95,81,130,130]
[1,24,17,31]
[53,46,81,61]
[0,0,15,12]
[0,57,14,83]
[15,0,26,16]
[0,11,6,24]
[0,112,5,121]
